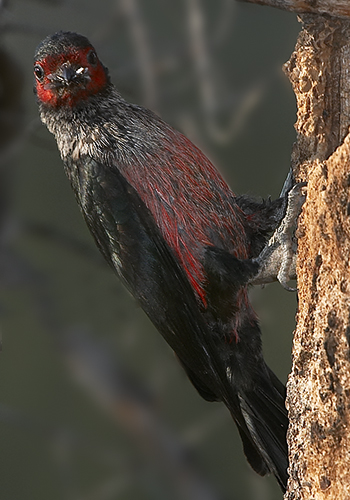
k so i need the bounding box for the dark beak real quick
[46,64,90,90]
[61,65,79,84]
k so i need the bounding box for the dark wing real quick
[68,156,224,397]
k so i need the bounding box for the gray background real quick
[0,1,299,499]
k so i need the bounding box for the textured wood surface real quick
[240,0,350,19]
[284,16,350,499]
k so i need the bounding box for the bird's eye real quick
[87,50,97,66]
[34,64,45,82]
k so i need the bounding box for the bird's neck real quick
[38,88,121,162]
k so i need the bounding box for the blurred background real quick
[0,1,299,499]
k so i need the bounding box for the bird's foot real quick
[250,182,306,291]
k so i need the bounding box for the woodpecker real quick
[34,31,295,490]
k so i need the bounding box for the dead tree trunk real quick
[240,0,350,496]
[283,15,350,499]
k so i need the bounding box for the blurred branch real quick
[118,0,157,109]
[186,0,265,143]
[63,328,226,500]
[187,0,218,116]
[238,0,350,19]
[211,0,237,49]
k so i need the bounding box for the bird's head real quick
[34,31,110,108]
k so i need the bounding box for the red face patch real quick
[34,45,108,108]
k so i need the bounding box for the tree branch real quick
[239,0,350,20]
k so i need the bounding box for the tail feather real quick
[229,368,289,491]
[236,423,270,477]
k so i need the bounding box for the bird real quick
[34,31,291,490]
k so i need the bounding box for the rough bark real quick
[283,15,350,499]
[239,0,350,20]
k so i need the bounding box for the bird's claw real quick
[250,182,306,289]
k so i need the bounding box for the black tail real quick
[230,366,288,491]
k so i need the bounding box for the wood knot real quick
[319,475,331,490]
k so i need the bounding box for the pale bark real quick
[239,0,350,20]
[283,15,350,500]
